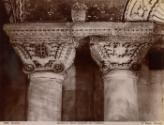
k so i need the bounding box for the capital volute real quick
[4,23,76,74]
[90,22,155,74]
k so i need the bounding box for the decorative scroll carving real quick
[12,42,75,74]
[4,22,156,74]
[4,24,76,74]
[124,0,158,20]
[3,20,164,121]
[150,1,164,23]
[4,22,156,75]
[90,37,153,73]
[3,23,78,121]
[124,0,164,23]
[89,22,154,73]
[90,25,154,73]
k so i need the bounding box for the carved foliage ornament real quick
[13,42,75,74]
[4,22,155,74]
[90,36,154,74]
[124,0,164,23]
[4,24,76,74]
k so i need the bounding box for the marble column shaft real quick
[103,70,138,121]
[28,72,63,121]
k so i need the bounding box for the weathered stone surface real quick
[1,0,164,121]
[124,0,164,23]
[27,73,64,121]
[103,70,139,121]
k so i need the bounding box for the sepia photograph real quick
[0,0,164,123]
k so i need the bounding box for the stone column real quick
[90,22,155,121]
[102,70,138,121]
[3,23,76,121]
[27,72,63,121]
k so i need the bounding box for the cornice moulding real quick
[3,22,156,40]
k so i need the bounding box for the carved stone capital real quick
[4,23,77,121]
[4,24,76,74]
[90,23,154,73]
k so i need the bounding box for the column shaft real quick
[104,70,139,121]
[27,72,64,121]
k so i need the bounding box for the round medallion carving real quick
[24,64,35,73]
[131,63,141,71]
[53,63,65,73]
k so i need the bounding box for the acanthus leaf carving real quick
[12,42,76,74]
[4,22,155,74]
[90,36,153,74]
